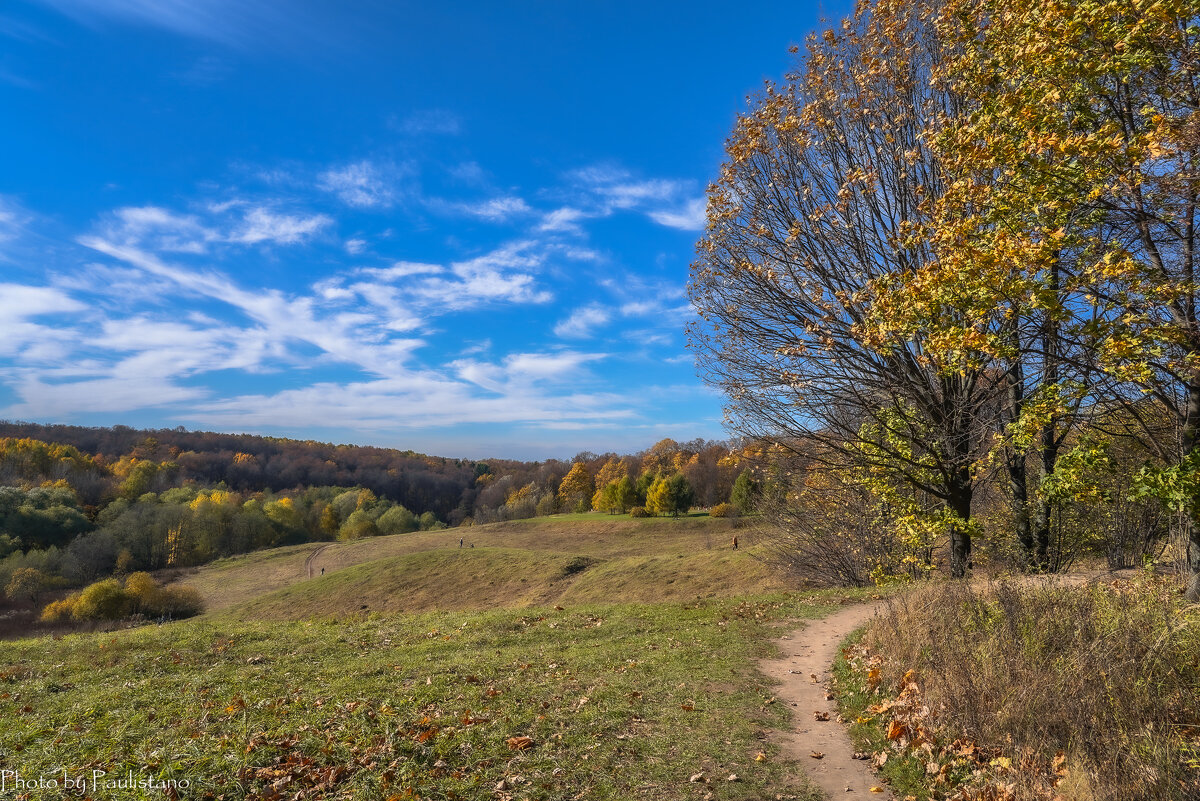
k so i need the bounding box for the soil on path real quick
[304,544,331,578]
[760,600,891,801]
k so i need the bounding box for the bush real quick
[376,505,417,535]
[629,506,650,518]
[43,573,204,623]
[709,503,736,518]
[40,596,77,622]
[148,585,203,618]
[71,578,130,620]
[124,571,159,613]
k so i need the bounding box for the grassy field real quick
[0,513,859,800]
[0,595,857,800]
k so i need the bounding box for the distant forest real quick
[0,422,745,595]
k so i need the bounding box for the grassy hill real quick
[183,513,783,618]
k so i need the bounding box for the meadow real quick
[0,514,861,801]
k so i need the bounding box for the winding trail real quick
[762,574,1111,799]
[760,600,892,801]
[304,544,331,578]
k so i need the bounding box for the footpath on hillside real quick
[762,573,1106,800]
[760,601,891,800]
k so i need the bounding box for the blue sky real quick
[0,0,850,460]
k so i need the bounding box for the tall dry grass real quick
[866,574,1200,801]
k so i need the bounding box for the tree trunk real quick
[948,473,973,579]
[1184,381,1200,601]
[1033,255,1061,573]
[1007,452,1035,567]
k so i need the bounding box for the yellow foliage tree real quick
[557,463,595,513]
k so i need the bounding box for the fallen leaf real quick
[809,751,824,759]
[689,772,706,783]
[813,711,830,721]
[505,736,535,750]
[870,787,885,794]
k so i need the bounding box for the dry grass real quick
[183,514,765,616]
[220,544,789,621]
[862,574,1200,800]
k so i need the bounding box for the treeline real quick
[0,422,477,519]
[689,0,1198,591]
[0,423,752,600]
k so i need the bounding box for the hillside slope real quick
[182,514,783,618]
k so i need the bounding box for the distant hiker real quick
[732,536,738,550]
[459,537,464,548]
[320,567,324,575]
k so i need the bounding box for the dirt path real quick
[760,600,891,800]
[304,544,332,578]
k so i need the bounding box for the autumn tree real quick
[689,0,1001,577]
[557,462,595,513]
[926,0,1200,593]
[4,567,52,604]
[595,476,638,514]
[645,474,695,517]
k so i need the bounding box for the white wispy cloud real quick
[553,304,611,338]
[565,165,708,232]
[451,350,607,394]
[30,0,352,52]
[318,161,397,208]
[99,203,331,251]
[437,195,532,222]
[361,261,446,280]
[0,283,88,359]
[538,206,590,234]
[230,207,331,244]
[647,196,707,231]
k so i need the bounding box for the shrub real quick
[148,585,203,618]
[629,506,650,518]
[71,578,130,620]
[40,596,77,622]
[42,573,204,623]
[124,571,158,611]
[709,503,736,518]
[376,505,417,535]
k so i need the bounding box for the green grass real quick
[0,594,834,800]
